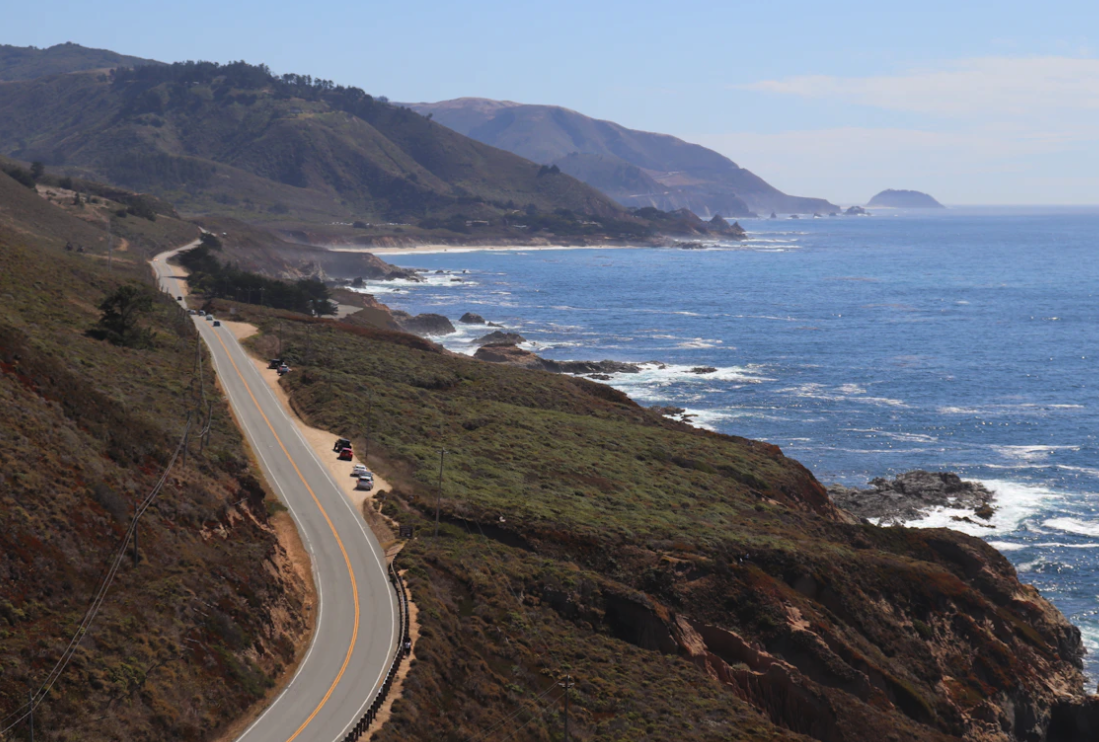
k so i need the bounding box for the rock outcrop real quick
[393,311,456,336]
[475,330,526,346]
[459,312,487,324]
[473,343,643,375]
[828,471,995,525]
[867,189,945,209]
[845,205,868,216]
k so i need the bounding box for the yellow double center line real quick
[211,329,360,742]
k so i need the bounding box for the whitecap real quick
[904,479,1058,536]
[1043,517,1099,538]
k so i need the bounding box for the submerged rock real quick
[475,330,526,346]
[828,470,995,525]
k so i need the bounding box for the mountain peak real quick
[410,97,835,216]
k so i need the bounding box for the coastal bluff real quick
[868,189,945,208]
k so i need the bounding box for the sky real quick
[6,0,1099,204]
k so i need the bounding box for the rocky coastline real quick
[829,470,996,526]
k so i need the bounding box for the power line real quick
[0,417,192,736]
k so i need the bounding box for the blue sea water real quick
[358,207,1099,681]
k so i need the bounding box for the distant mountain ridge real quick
[0,41,161,82]
[868,189,945,208]
[409,97,837,216]
[0,58,622,226]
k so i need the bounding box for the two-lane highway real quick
[151,245,397,742]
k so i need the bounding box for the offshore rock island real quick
[868,189,946,208]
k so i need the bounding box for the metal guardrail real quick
[342,560,411,741]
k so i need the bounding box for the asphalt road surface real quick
[151,244,397,742]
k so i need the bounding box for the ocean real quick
[356,207,1099,682]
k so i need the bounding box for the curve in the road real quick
[207,329,362,742]
[150,245,396,742]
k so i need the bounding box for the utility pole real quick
[433,449,449,537]
[132,492,140,568]
[559,675,574,742]
[278,320,283,358]
[363,387,374,465]
[28,688,34,742]
[107,217,113,273]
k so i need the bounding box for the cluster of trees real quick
[1,160,44,189]
[110,61,385,116]
[178,239,336,316]
[89,284,157,348]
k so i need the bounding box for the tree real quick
[30,161,44,181]
[90,284,156,348]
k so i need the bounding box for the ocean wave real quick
[676,338,724,349]
[844,428,940,443]
[777,382,908,408]
[904,479,1058,536]
[992,444,1081,463]
[1043,517,1099,538]
[937,403,1085,416]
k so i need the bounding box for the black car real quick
[268,358,283,369]
[333,437,351,453]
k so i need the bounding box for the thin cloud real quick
[693,125,1099,205]
[740,56,1099,118]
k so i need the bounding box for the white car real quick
[351,464,367,478]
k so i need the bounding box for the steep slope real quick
[0,42,161,82]
[411,97,837,216]
[0,170,311,740]
[208,299,1094,742]
[0,62,624,227]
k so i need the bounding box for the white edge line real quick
[155,249,398,741]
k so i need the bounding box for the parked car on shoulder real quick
[277,364,289,376]
[267,358,283,369]
[333,438,351,452]
[356,476,373,491]
[338,447,354,461]
[351,464,368,477]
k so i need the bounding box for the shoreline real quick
[330,242,655,256]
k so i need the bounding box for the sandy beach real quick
[328,242,648,256]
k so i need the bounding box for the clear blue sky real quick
[6,0,1099,204]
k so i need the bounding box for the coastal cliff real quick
[217,304,1095,742]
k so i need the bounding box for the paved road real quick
[152,244,397,742]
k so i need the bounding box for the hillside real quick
[868,189,945,208]
[410,97,837,216]
[172,293,1096,741]
[0,42,161,82]
[0,61,630,231]
[0,169,311,739]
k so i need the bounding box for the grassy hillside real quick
[411,98,838,216]
[195,299,1089,742]
[0,42,161,82]
[0,61,626,230]
[0,170,309,740]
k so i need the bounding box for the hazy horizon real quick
[5,0,1098,206]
